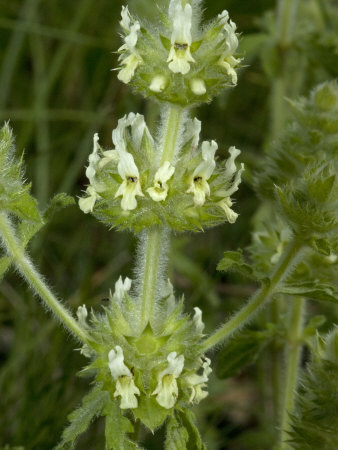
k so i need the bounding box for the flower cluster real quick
[79,113,244,232]
[78,277,212,428]
[115,0,242,106]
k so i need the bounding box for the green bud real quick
[313,81,338,112]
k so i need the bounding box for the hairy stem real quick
[271,296,285,423]
[201,239,303,352]
[160,105,184,164]
[139,105,185,328]
[0,212,90,344]
[276,0,299,49]
[280,297,306,449]
[271,0,300,139]
[139,226,168,327]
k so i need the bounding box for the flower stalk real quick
[0,211,90,344]
[201,238,304,352]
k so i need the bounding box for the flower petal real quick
[108,346,132,379]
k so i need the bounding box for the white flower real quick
[115,150,144,211]
[152,352,184,409]
[217,11,241,84]
[77,304,88,327]
[114,276,132,301]
[117,6,142,84]
[218,197,238,224]
[184,118,201,150]
[98,150,119,170]
[147,161,175,202]
[187,140,218,206]
[185,357,212,404]
[115,376,141,409]
[79,133,108,214]
[113,113,153,153]
[108,346,140,409]
[85,133,100,185]
[150,75,168,93]
[190,78,206,96]
[130,113,154,150]
[225,146,241,178]
[193,307,205,334]
[79,186,100,214]
[214,147,244,223]
[167,0,195,74]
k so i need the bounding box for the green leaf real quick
[287,329,338,449]
[279,281,338,304]
[178,409,205,450]
[103,400,139,450]
[132,395,169,432]
[303,316,326,344]
[217,250,256,280]
[308,237,333,256]
[17,220,44,248]
[6,190,41,223]
[216,330,273,379]
[56,385,108,449]
[44,193,75,222]
[165,415,189,450]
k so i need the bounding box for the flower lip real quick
[147,161,175,202]
[152,351,185,409]
[187,140,218,206]
[167,0,195,75]
[115,149,144,211]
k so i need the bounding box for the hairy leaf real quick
[287,329,338,449]
[56,385,108,449]
[132,395,169,432]
[216,330,273,379]
[279,281,338,304]
[217,250,256,280]
[178,409,205,450]
[44,193,75,222]
[165,415,189,450]
[104,401,139,450]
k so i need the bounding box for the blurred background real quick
[0,0,336,448]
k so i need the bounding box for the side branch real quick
[280,297,306,449]
[201,238,303,352]
[0,212,90,344]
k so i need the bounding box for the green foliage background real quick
[0,0,336,449]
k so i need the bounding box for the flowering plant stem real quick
[160,105,184,164]
[0,211,90,344]
[140,105,184,327]
[140,226,168,326]
[271,0,299,139]
[280,296,306,449]
[201,238,304,352]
